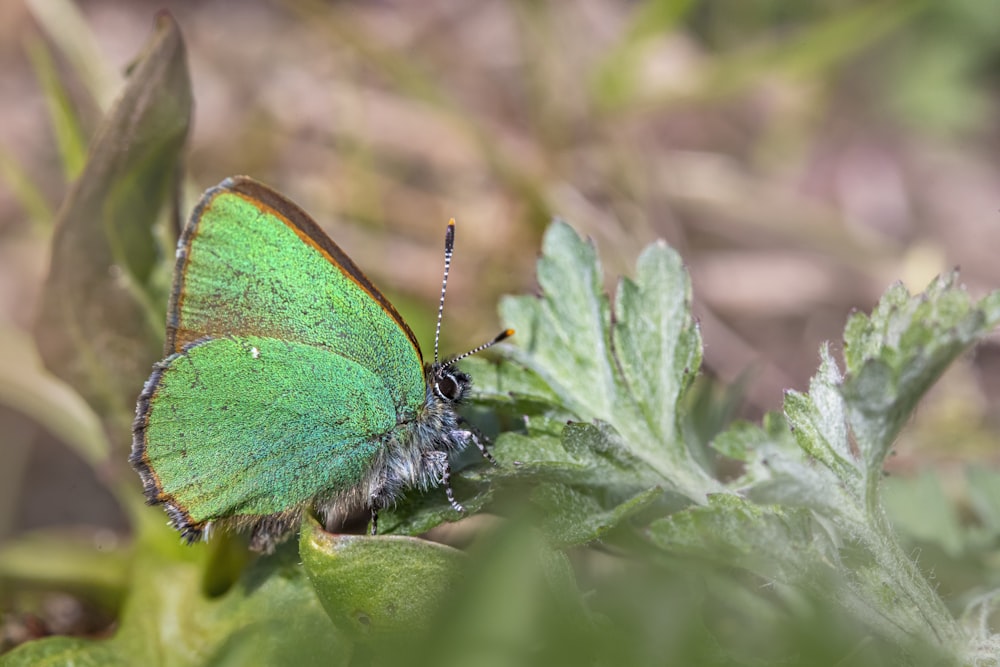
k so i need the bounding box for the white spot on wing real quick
[251,347,260,359]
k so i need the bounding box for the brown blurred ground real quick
[1,0,999,537]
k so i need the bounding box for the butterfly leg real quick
[442,465,464,514]
[248,514,298,554]
[368,470,394,536]
[456,420,497,466]
[428,450,465,513]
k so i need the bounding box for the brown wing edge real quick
[166,176,422,359]
[129,341,209,544]
[164,180,226,354]
[228,176,422,361]
[131,336,306,550]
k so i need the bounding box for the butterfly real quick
[130,176,511,552]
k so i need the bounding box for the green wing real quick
[168,177,425,414]
[134,336,396,526]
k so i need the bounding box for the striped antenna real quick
[433,219,456,364]
[444,329,514,368]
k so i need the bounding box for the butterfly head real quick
[426,219,513,405]
[430,364,472,404]
[428,327,513,402]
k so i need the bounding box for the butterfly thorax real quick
[372,363,472,497]
[311,363,473,525]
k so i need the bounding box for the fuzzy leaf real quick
[533,484,664,547]
[960,589,1000,654]
[715,415,855,519]
[462,356,567,417]
[500,223,618,420]
[648,494,837,585]
[299,514,464,641]
[497,222,718,502]
[842,275,1000,474]
[614,239,702,458]
[2,540,343,667]
[491,417,568,467]
[783,346,862,493]
[33,14,191,437]
[375,476,491,537]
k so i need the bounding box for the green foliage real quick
[493,224,712,496]
[5,11,1000,667]
[32,12,191,440]
[3,539,345,667]
[24,37,88,182]
[299,514,464,641]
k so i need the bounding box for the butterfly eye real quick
[435,373,460,401]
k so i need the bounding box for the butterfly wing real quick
[133,335,397,531]
[167,177,425,414]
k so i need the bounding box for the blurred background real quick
[1,0,999,631]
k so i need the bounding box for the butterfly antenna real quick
[444,329,515,368]
[433,219,456,365]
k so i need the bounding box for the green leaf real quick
[0,147,53,229]
[0,637,121,667]
[462,356,567,416]
[25,37,88,181]
[0,529,129,612]
[420,522,598,667]
[561,421,650,477]
[375,476,491,537]
[765,274,1000,517]
[24,0,121,109]
[492,421,657,487]
[614,240,702,457]
[2,540,345,667]
[648,495,837,585]
[386,422,666,549]
[715,415,854,518]
[498,222,718,502]
[966,466,1000,538]
[783,346,863,491]
[842,275,1000,475]
[533,484,663,547]
[0,326,107,466]
[490,417,568,467]
[664,269,1000,656]
[299,514,464,641]
[882,471,964,557]
[33,14,191,437]
[501,222,617,420]
[774,273,1000,650]
[711,416,782,463]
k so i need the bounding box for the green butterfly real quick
[130,177,510,551]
